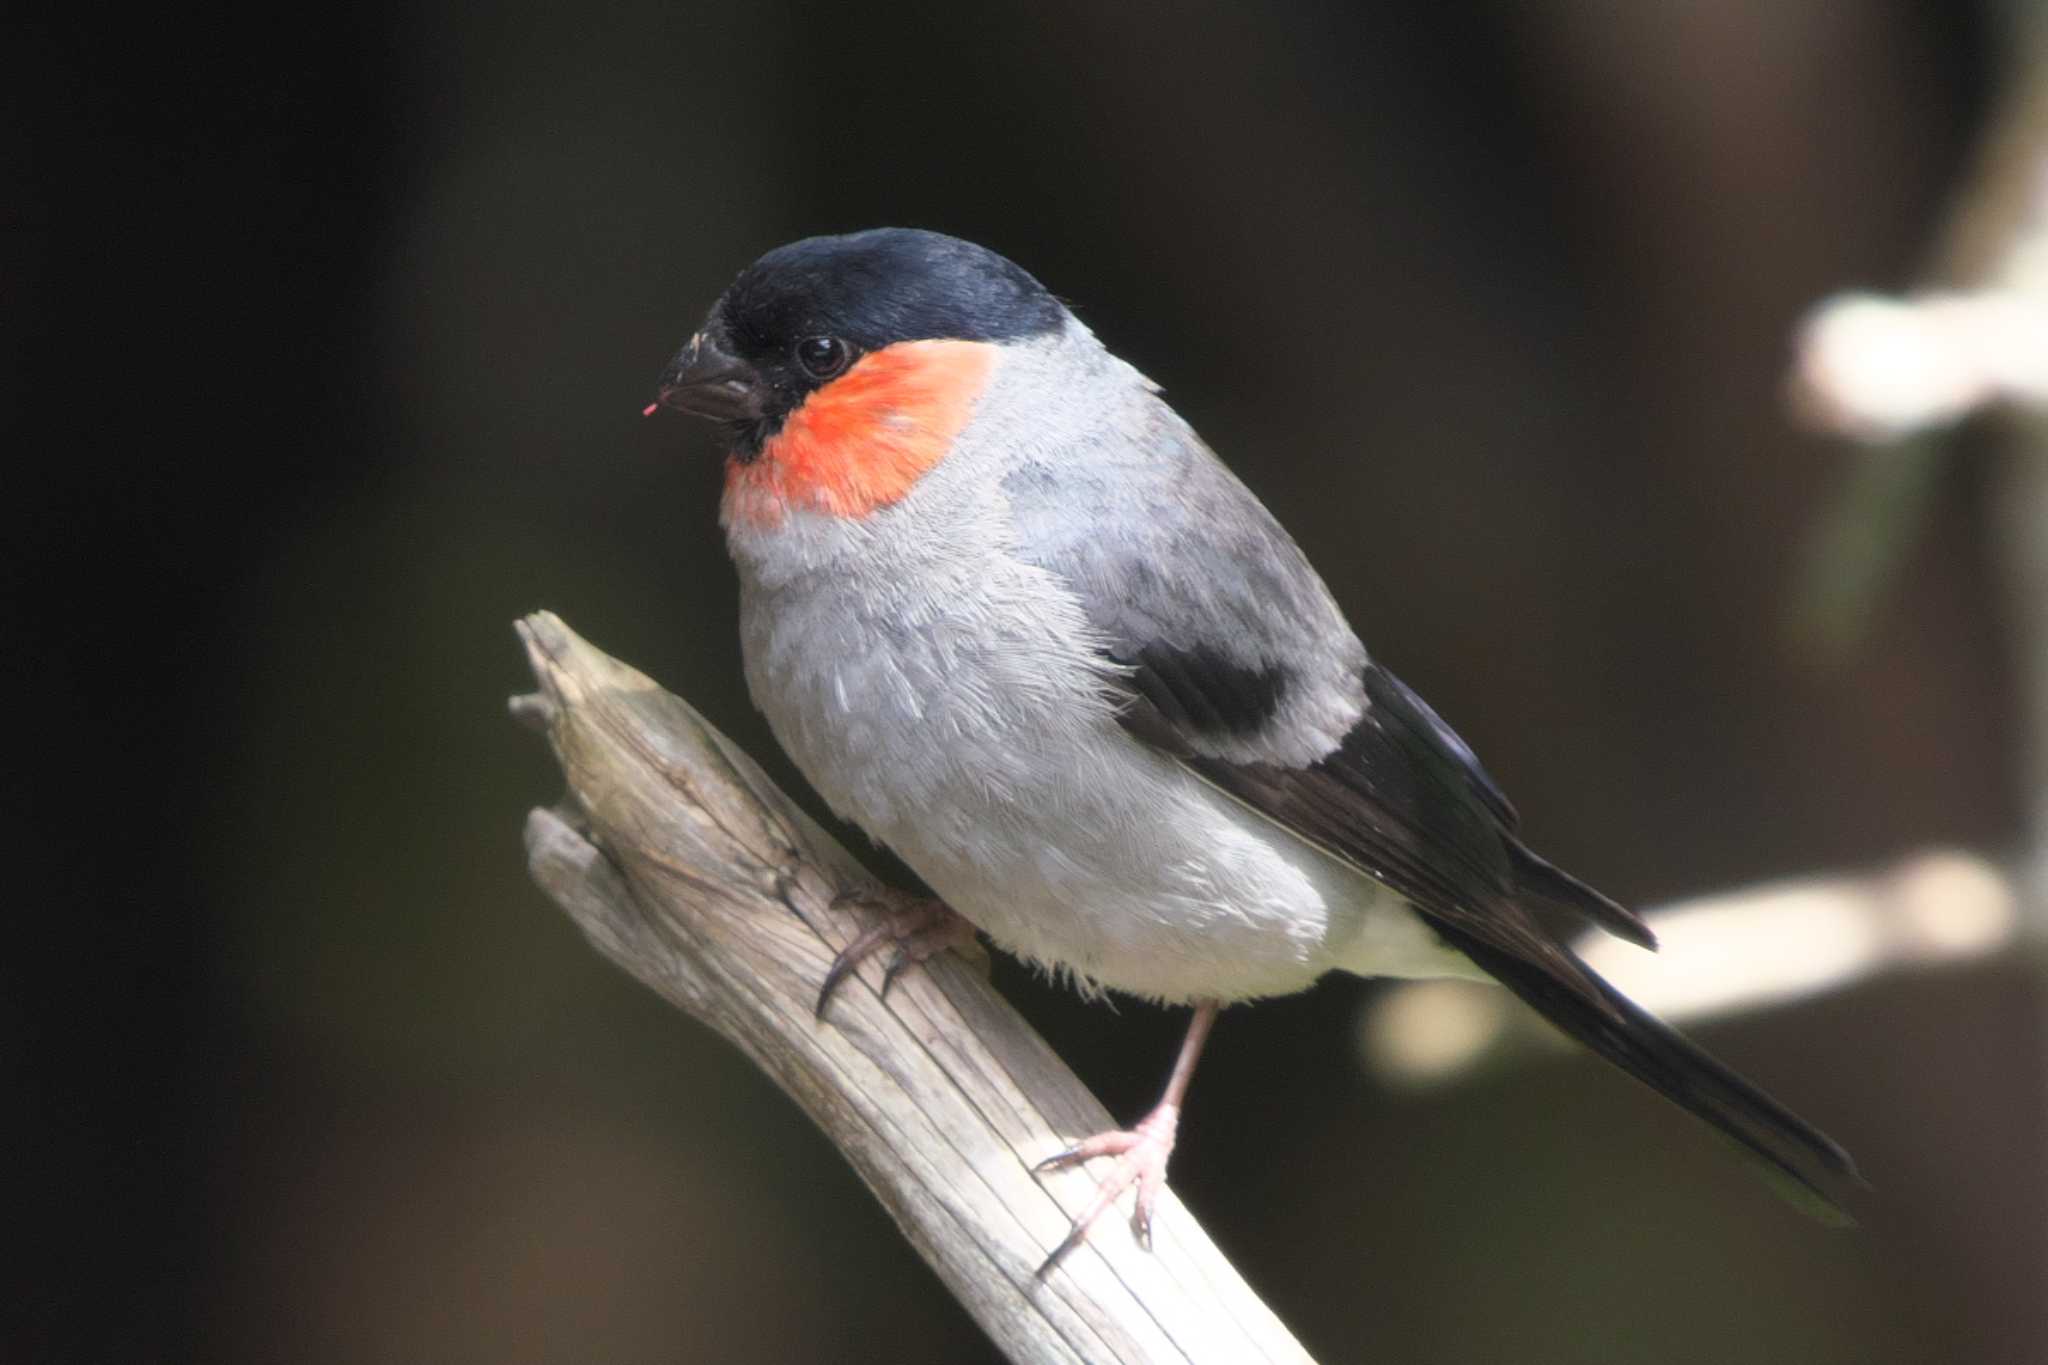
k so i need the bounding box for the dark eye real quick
[795,335,851,379]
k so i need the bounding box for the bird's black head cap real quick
[658,229,1064,457]
[719,228,1064,356]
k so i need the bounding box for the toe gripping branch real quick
[515,613,1315,1360]
[1030,999,1221,1281]
[1033,1103,1185,1279]
[804,883,1220,1283]
[814,889,979,1019]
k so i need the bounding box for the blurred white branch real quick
[1791,285,2048,439]
[1361,850,2019,1085]
[1786,6,2048,917]
[1791,11,2048,440]
[1786,12,2048,675]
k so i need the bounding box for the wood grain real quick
[512,611,1316,1365]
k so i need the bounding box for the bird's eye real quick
[795,335,851,380]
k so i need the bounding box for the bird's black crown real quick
[715,227,1064,360]
[663,229,1064,458]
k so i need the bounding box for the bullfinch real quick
[648,227,1860,1277]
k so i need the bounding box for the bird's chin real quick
[722,417,774,463]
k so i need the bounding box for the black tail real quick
[1427,915,1864,1224]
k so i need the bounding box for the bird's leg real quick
[1032,999,1221,1279]
[814,886,979,1018]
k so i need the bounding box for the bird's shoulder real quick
[1002,391,1369,764]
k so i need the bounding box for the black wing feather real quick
[1125,642,1289,739]
[1107,646,1858,1218]
[1366,665,1519,829]
[1134,655,1657,955]
[1005,415,1855,1218]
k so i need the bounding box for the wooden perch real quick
[511,611,1316,1365]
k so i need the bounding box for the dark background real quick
[10,2,2041,1362]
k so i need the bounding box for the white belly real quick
[738,562,1477,1003]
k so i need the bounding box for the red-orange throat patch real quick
[724,339,1000,527]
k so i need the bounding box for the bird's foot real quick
[1032,1102,1181,1279]
[815,887,978,1018]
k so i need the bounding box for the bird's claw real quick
[814,889,976,1019]
[1032,1104,1181,1279]
[881,945,921,996]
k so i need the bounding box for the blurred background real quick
[10,1,2046,1361]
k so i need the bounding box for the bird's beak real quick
[652,329,764,422]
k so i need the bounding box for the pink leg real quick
[814,887,979,1019]
[1033,1000,1221,1279]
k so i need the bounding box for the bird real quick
[646,226,1861,1276]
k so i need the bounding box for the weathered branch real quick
[511,611,1315,1365]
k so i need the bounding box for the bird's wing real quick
[1003,398,1860,1215]
[1002,396,1648,953]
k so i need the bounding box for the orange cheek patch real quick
[723,339,999,528]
